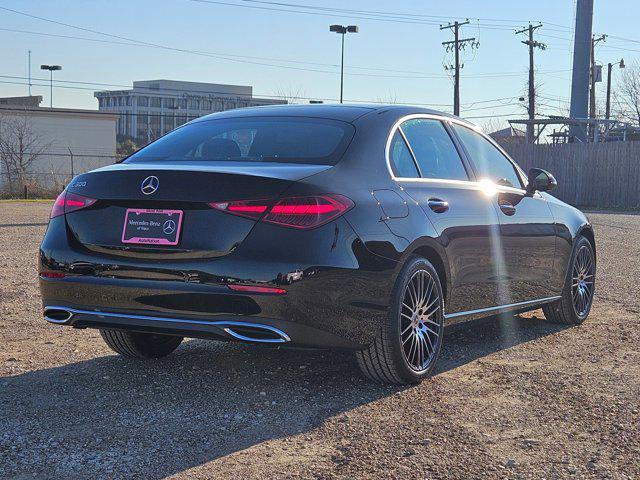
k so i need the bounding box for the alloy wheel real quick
[571,245,595,318]
[400,269,443,372]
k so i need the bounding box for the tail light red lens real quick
[50,191,97,218]
[39,271,66,279]
[210,194,354,229]
[227,284,287,295]
[209,199,269,221]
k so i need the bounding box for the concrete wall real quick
[0,108,117,192]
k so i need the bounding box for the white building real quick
[0,96,117,192]
[94,79,286,143]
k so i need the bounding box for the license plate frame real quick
[121,208,183,246]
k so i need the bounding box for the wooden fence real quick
[500,142,640,210]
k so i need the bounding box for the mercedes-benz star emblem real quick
[163,219,176,235]
[141,176,159,195]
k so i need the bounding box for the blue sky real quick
[0,0,638,128]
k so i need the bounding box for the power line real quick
[1,76,532,111]
[0,25,573,80]
[0,79,531,120]
[190,0,572,31]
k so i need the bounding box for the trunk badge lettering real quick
[141,176,159,195]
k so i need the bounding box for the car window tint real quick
[389,131,419,178]
[126,117,354,166]
[400,119,468,181]
[451,124,523,188]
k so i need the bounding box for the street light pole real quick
[605,58,625,120]
[329,25,358,104]
[40,64,62,108]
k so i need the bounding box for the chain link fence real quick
[0,152,122,199]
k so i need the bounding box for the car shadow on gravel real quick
[1,312,570,478]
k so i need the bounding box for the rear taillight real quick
[228,284,287,295]
[39,271,66,279]
[209,199,269,221]
[50,191,97,218]
[210,194,354,229]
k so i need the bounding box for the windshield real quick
[125,116,355,166]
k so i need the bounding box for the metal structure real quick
[508,117,627,144]
[329,24,359,104]
[569,0,594,142]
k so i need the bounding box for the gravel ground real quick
[0,202,638,479]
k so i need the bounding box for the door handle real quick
[498,200,516,216]
[427,198,449,213]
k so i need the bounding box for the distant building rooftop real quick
[94,79,286,142]
[0,95,43,108]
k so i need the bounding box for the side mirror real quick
[526,168,557,195]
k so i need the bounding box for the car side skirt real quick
[444,296,561,324]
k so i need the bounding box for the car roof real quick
[192,103,474,126]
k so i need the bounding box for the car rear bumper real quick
[39,273,389,349]
[39,216,399,349]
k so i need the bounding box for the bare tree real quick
[0,113,51,195]
[375,91,400,105]
[273,85,307,104]
[615,60,640,126]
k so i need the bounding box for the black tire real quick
[355,256,445,384]
[543,235,596,325]
[100,329,183,359]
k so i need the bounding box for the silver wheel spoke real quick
[399,268,443,372]
[425,326,440,337]
[571,245,595,317]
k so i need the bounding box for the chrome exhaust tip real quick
[221,322,290,343]
[44,307,74,324]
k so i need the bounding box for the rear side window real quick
[126,117,355,166]
[451,124,523,188]
[389,131,419,178]
[400,119,468,181]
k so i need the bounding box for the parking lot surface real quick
[1,202,638,479]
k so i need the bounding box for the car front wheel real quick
[543,235,595,325]
[356,256,445,384]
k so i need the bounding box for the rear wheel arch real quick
[402,241,450,305]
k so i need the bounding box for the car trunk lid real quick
[64,162,330,259]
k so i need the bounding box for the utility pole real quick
[589,34,607,119]
[441,20,478,116]
[516,24,546,143]
[605,58,625,120]
[569,0,594,142]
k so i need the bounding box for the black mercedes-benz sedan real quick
[39,104,596,384]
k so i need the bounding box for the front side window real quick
[400,119,468,181]
[125,117,355,166]
[451,124,523,188]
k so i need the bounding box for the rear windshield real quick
[125,116,355,166]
